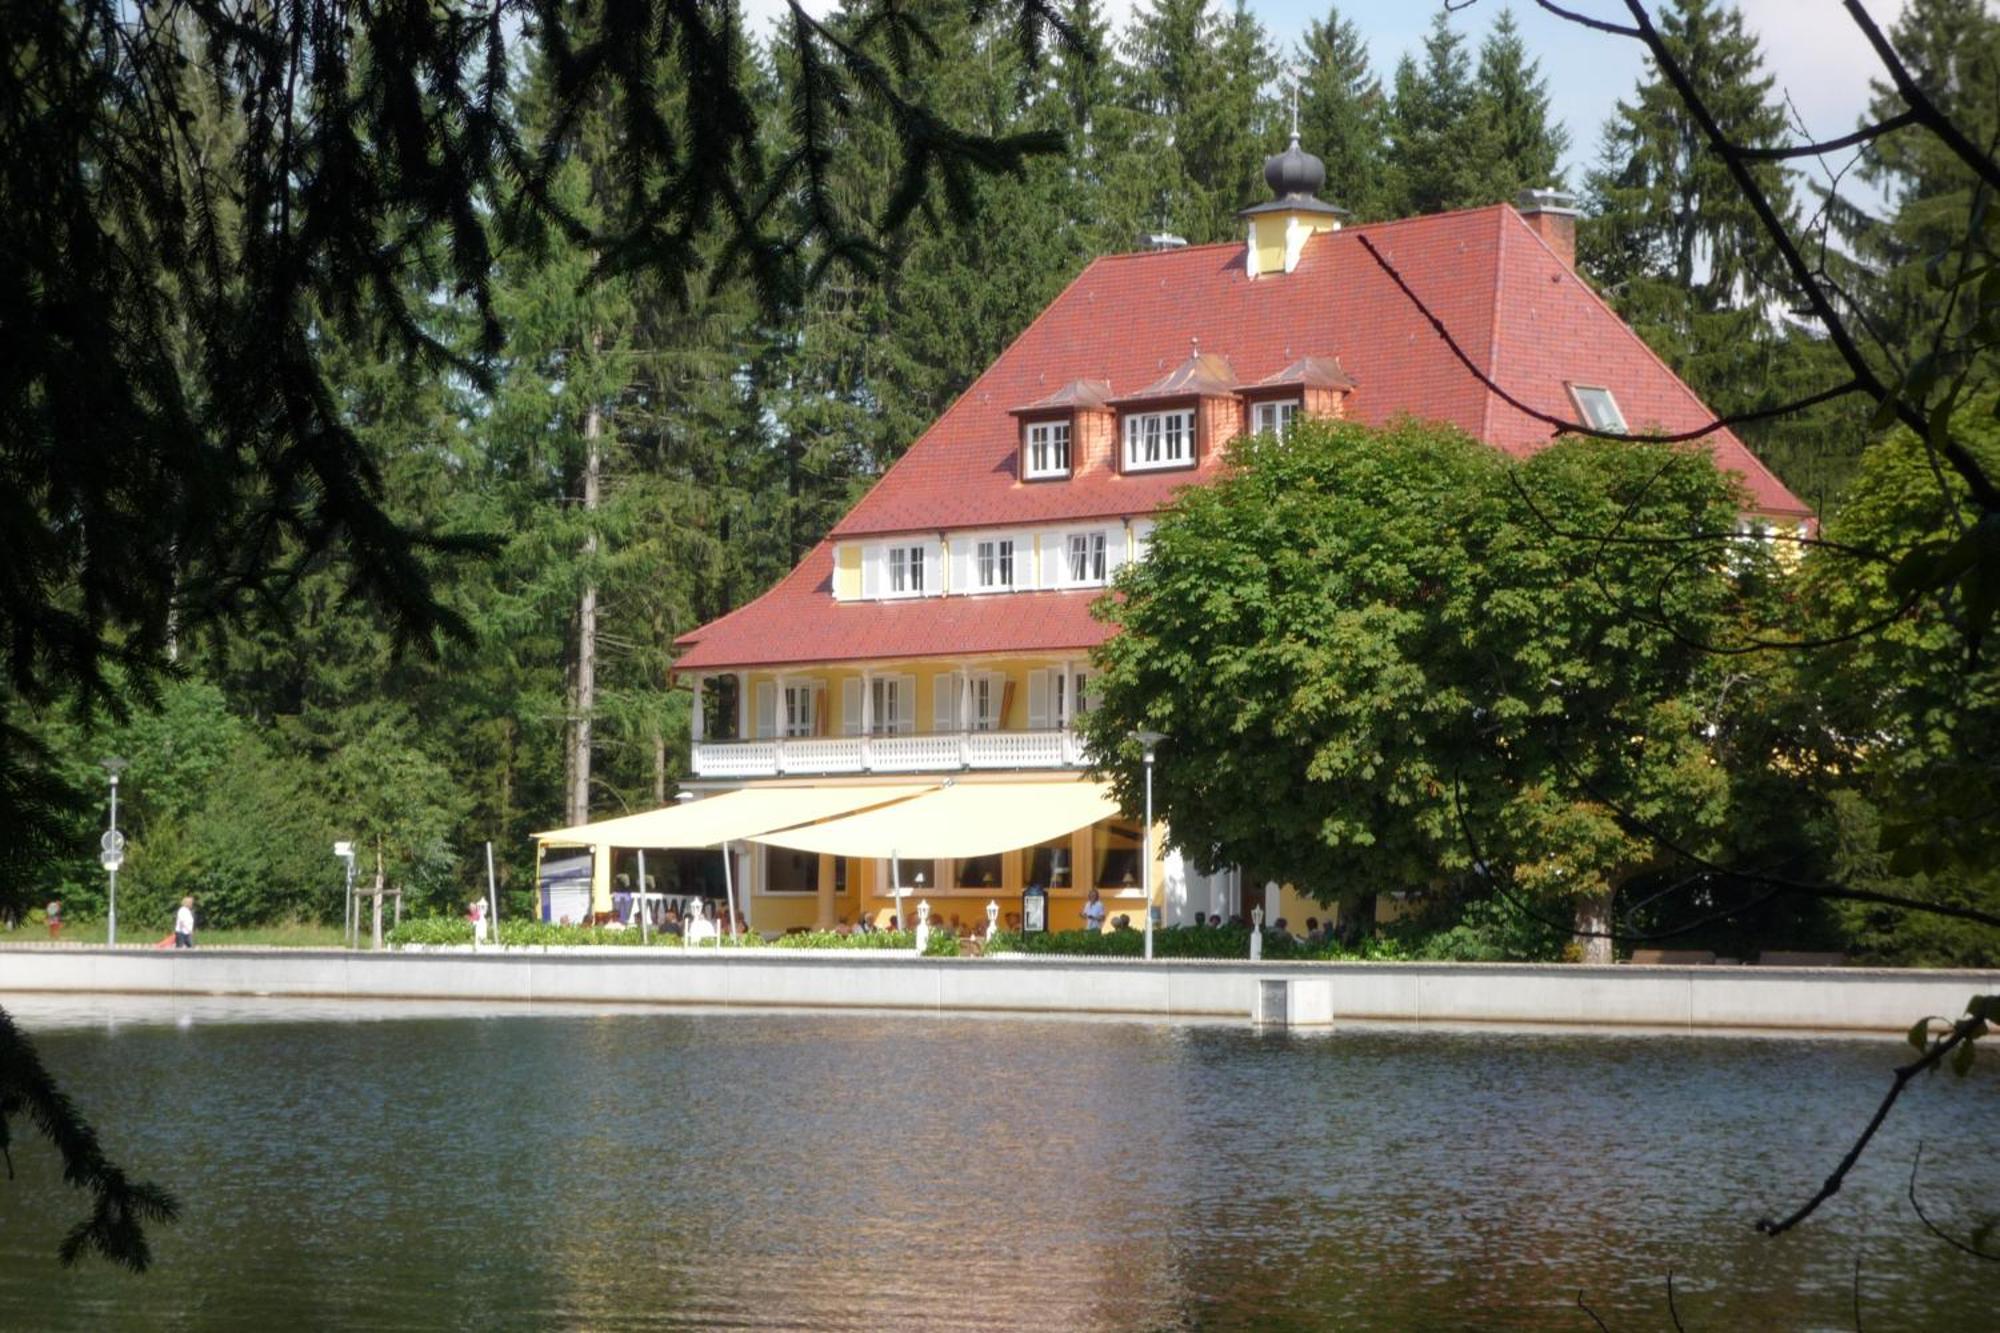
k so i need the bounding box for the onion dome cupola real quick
[1238,103,1346,279]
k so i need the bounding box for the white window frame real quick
[1122,409,1195,472]
[1067,531,1108,585]
[870,675,915,736]
[1023,419,1072,480]
[1568,384,1627,434]
[1251,398,1300,440]
[781,682,818,738]
[865,540,939,601]
[976,538,1017,591]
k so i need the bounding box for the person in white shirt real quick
[173,896,196,949]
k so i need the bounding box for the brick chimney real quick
[1516,188,1580,269]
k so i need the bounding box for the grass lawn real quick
[0,919,348,948]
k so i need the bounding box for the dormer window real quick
[1023,419,1071,480]
[1251,398,1300,440]
[1123,409,1195,471]
[888,544,925,594]
[1569,384,1627,434]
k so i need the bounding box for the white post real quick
[690,676,705,744]
[985,899,1000,942]
[485,841,500,948]
[891,852,904,934]
[105,768,120,946]
[1250,905,1264,961]
[1142,747,1155,961]
[737,671,750,740]
[637,848,650,944]
[721,841,739,945]
[914,899,930,955]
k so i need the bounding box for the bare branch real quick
[1354,234,1864,445]
[1907,1142,2000,1262]
[1841,0,2000,193]
[1575,1290,1613,1332]
[1757,1018,1982,1236]
[1531,0,1640,39]
[1733,110,1920,161]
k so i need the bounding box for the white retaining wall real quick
[0,948,1993,1032]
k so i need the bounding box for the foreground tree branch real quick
[0,1008,179,1270]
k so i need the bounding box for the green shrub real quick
[386,917,765,948]
[985,925,1408,961]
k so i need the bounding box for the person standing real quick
[173,896,195,949]
[1082,887,1106,934]
[45,899,62,940]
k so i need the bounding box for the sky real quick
[737,0,1909,204]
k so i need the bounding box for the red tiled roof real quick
[676,203,1811,671]
[674,541,1113,670]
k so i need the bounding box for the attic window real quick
[1251,398,1300,440]
[1569,384,1627,434]
[1023,419,1071,480]
[1123,409,1195,471]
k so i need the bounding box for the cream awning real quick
[747,780,1122,860]
[533,784,936,852]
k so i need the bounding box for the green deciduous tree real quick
[1081,418,1756,962]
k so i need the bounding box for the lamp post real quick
[334,841,357,948]
[100,757,127,945]
[1131,730,1165,961]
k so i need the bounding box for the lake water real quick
[1,996,1994,1329]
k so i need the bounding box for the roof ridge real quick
[1481,208,1509,446]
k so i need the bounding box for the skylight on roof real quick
[1568,384,1627,435]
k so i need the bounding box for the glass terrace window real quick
[1568,385,1627,434]
[1252,398,1300,439]
[1024,420,1071,479]
[976,538,1016,590]
[888,545,925,595]
[1067,532,1108,584]
[869,677,907,735]
[1122,409,1194,471]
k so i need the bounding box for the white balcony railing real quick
[690,729,1091,779]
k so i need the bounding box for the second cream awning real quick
[533,784,936,852]
[747,780,1122,860]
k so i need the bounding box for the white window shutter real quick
[950,541,973,595]
[1039,533,1063,587]
[922,540,942,595]
[755,682,777,738]
[1079,671,1101,715]
[842,679,862,735]
[862,546,882,599]
[933,673,959,730]
[1027,670,1050,729]
[1105,528,1130,578]
[896,675,917,732]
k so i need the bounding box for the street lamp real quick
[99,757,128,945]
[1131,730,1165,961]
[334,841,357,948]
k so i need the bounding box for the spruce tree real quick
[1295,5,1389,220]
[1474,9,1567,197]
[1120,0,1282,243]
[1575,0,1871,505]
[1848,0,2000,356]
[1388,9,1504,216]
